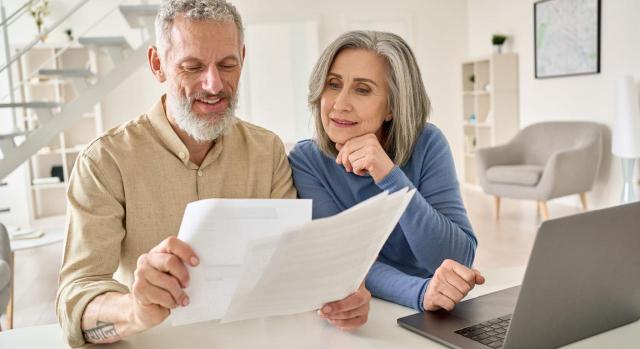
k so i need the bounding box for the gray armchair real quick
[476,122,603,220]
[0,223,11,331]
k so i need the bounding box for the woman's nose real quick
[333,89,352,112]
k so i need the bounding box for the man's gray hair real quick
[155,0,244,56]
[308,30,431,166]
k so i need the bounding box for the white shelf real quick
[19,45,104,222]
[463,90,490,96]
[30,183,66,190]
[464,122,492,128]
[461,53,519,186]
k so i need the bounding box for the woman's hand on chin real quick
[335,134,395,183]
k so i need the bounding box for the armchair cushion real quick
[486,165,544,186]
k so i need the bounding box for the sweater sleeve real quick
[288,142,341,218]
[376,129,477,273]
[366,261,430,310]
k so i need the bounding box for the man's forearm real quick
[81,292,140,344]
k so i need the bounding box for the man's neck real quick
[163,99,214,167]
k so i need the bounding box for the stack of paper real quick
[171,188,415,326]
[171,199,312,325]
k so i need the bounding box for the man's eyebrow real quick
[175,56,202,65]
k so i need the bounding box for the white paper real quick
[171,199,311,325]
[221,188,415,322]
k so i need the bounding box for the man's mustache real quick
[188,91,230,102]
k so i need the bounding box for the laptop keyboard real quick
[454,314,512,348]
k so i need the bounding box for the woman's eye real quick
[356,87,371,94]
[327,80,341,89]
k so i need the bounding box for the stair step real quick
[119,4,160,29]
[0,102,60,109]
[0,130,29,140]
[38,69,94,78]
[78,36,131,49]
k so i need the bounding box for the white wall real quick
[467,0,640,208]
[93,0,471,173]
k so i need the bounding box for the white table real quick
[6,216,65,330]
[1,266,639,348]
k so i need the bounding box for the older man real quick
[58,1,289,347]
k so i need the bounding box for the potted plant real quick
[29,0,50,42]
[492,34,508,54]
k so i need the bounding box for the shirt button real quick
[198,170,203,177]
[178,152,186,159]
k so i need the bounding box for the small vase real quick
[493,45,503,54]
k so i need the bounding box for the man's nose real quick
[202,66,223,95]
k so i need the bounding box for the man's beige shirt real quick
[56,96,296,347]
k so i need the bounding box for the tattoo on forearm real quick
[83,321,119,342]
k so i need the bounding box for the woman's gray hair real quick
[155,0,244,56]
[308,30,431,166]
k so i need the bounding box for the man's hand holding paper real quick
[171,189,415,328]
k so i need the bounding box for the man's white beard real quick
[167,90,238,143]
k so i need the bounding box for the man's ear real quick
[148,45,166,83]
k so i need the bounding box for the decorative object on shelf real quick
[64,28,74,42]
[612,76,640,203]
[491,34,507,54]
[51,165,64,183]
[485,110,494,125]
[534,0,600,79]
[29,0,51,42]
[469,74,475,84]
[484,83,492,92]
[468,114,477,125]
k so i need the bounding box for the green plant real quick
[469,74,475,83]
[29,0,50,37]
[492,34,507,46]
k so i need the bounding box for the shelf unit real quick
[461,53,519,186]
[16,45,104,221]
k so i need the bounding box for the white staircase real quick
[0,1,160,180]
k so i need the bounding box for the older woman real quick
[289,31,484,330]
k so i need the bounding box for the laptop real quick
[397,202,640,349]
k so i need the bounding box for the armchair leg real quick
[579,193,588,212]
[538,201,549,221]
[494,196,501,221]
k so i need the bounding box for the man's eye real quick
[183,66,202,72]
[220,63,238,70]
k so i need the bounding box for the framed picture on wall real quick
[534,0,601,79]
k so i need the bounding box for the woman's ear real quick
[385,113,394,122]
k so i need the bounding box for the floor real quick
[2,188,585,329]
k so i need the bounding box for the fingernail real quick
[190,256,199,266]
[322,305,332,314]
[182,296,190,307]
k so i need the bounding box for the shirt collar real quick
[148,95,191,166]
[148,94,228,169]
